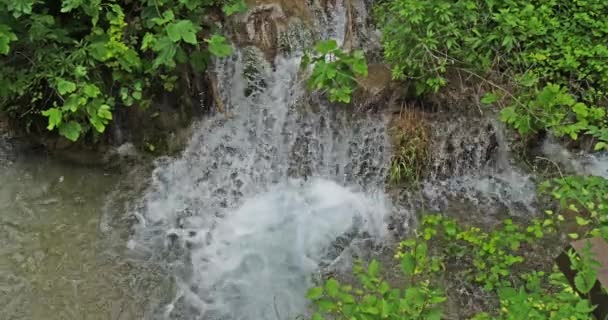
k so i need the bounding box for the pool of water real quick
[0,147,161,319]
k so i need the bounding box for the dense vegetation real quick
[375,0,608,151]
[0,0,242,141]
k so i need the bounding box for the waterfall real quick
[129,26,393,320]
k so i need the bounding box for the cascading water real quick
[129,37,392,319]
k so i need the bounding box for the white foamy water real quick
[129,52,392,319]
[541,138,608,178]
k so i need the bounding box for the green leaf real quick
[141,33,156,50]
[56,79,77,95]
[166,20,199,45]
[97,104,113,120]
[152,37,178,68]
[89,116,106,133]
[58,121,82,141]
[222,0,247,16]
[368,260,380,277]
[306,287,324,300]
[83,84,101,98]
[351,51,368,76]
[317,299,335,312]
[0,24,18,55]
[594,142,607,151]
[74,66,87,78]
[311,313,324,320]
[575,216,590,226]
[481,92,500,104]
[205,34,233,58]
[6,0,36,17]
[41,108,63,130]
[314,40,338,55]
[401,253,416,275]
[324,278,339,297]
[60,0,83,12]
[132,91,142,101]
[574,271,596,294]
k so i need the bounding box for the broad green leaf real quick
[6,0,36,17]
[316,299,335,312]
[57,79,77,95]
[401,253,416,275]
[58,121,82,141]
[97,104,113,120]
[306,287,323,300]
[222,0,247,16]
[574,271,596,294]
[74,66,87,78]
[481,92,500,104]
[60,0,83,12]
[132,91,142,101]
[314,40,338,55]
[0,24,18,55]
[166,20,199,45]
[90,116,106,133]
[152,37,178,68]
[141,33,156,50]
[324,278,339,297]
[83,84,101,98]
[205,34,232,58]
[594,142,607,151]
[351,51,368,76]
[62,96,80,112]
[42,108,63,130]
[368,260,380,277]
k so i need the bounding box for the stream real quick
[2,1,608,319]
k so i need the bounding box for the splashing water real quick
[129,51,392,319]
[541,138,608,178]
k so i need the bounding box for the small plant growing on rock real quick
[301,40,368,103]
[388,109,431,185]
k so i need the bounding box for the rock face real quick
[353,63,397,110]
[235,0,315,61]
[428,116,500,179]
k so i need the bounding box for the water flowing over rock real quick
[420,117,538,219]
[129,1,394,315]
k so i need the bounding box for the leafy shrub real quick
[307,213,597,319]
[375,0,608,150]
[0,0,244,141]
[307,244,446,319]
[472,271,596,320]
[301,40,368,103]
[540,175,608,240]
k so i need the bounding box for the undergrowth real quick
[375,0,608,151]
[0,0,244,141]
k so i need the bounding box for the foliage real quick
[301,40,368,103]
[375,0,608,150]
[419,214,549,291]
[540,175,608,240]
[307,243,446,319]
[472,271,595,320]
[307,213,597,319]
[388,110,430,185]
[0,0,246,141]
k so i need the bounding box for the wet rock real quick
[428,117,499,179]
[353,63,399,110]
[235,1,315,61]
